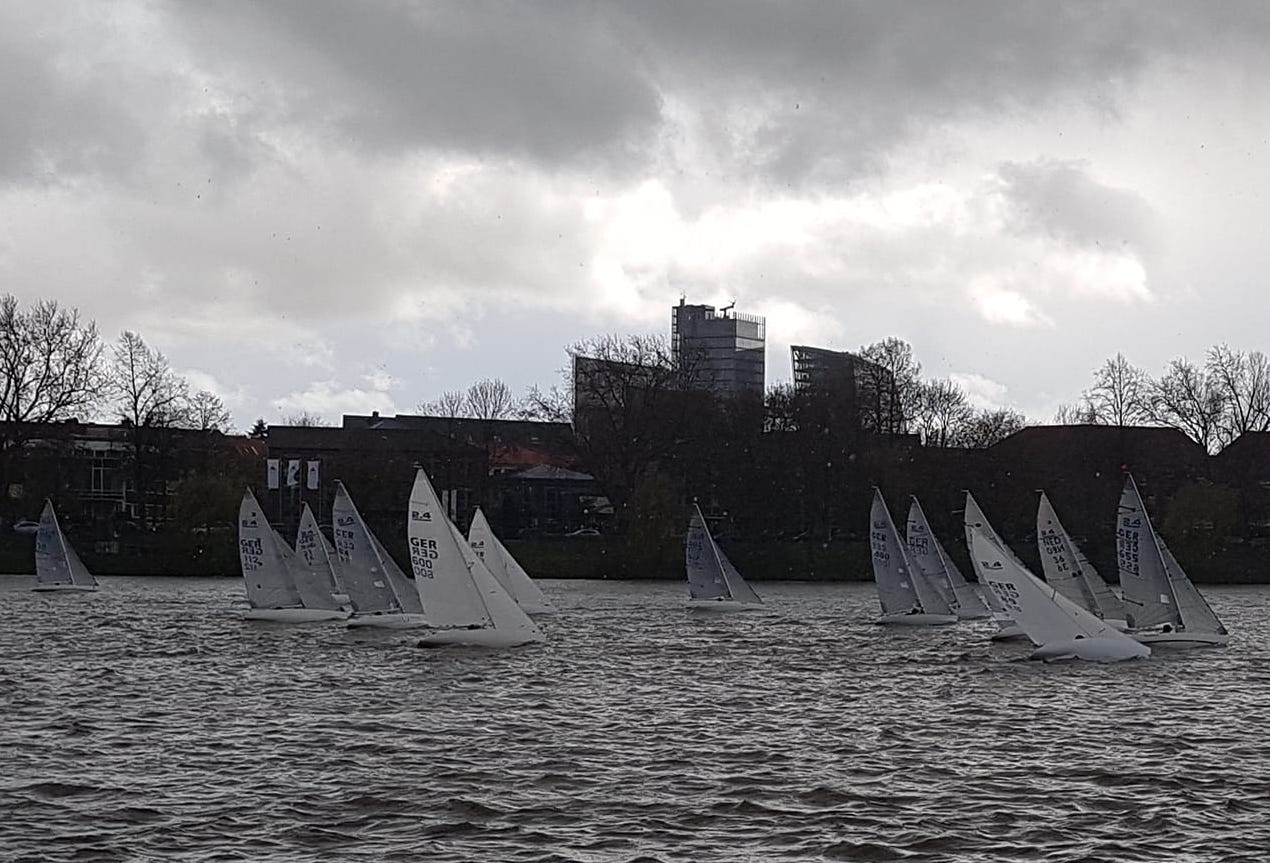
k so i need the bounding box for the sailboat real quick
[906,497,990,619]
[407,468,544,647]
[333,481,429,629]
[870,489,957,625]
[969,524,1149,662]
[963,491,1028,640]
[685,504,763,610]
[1036,491,1127,628]
[1116,474,1228,648]
[238,490,346,621]
[31,500,97,592]
[292,503,351,618]
[467,508,556,615]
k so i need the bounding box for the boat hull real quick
[244,607,349,622]
[1030,636,1151,662]
[876,612,958,626]
[346,613,432,630]
[417,627,544,648]
[31,583,97,592]
[1130,630,1229,648]
[687,598,763,612]
[989,623,1029,641]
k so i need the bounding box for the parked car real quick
[565,528,600,537]
[12,520,39,535]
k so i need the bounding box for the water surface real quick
[2,577,1268,862]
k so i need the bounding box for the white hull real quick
[417,627,544,648]
[989,623,1029,642]
[32,583,97,592]
[687,598,763,613]
[244,607,349,622]
[346,613,432,630]
[1030,636,1151,663]
[955,609,992,621]
[1131,630,1229,648]
[876,612,959,626]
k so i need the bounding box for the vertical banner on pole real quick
[286,459,300,488]
[266,459,280,490]
[306,460,320,490]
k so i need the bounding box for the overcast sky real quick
[4,1,1269,428]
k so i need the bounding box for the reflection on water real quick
[2,577,1269,862]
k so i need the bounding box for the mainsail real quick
[238,490,304,609]
[685,504,761,604]
[1036,491,1126,622]
[331,481,409,615]
[907,497,989,618]
[34,500,97,589]
[1116,474,1225,635]
[292,503,345,611]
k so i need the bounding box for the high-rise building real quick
[791,345,894,432]
[671,300,765,398]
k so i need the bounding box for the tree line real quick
[1056,347,1270,453]
[0,295,233,436]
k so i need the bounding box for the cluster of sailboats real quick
[238,468,552,647]
[22,464,1230,662]
[868,474,1229,662]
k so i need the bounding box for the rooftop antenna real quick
[721,300,736,316]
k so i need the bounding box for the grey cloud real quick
[996,159,1159,254]
[172,1,663,171]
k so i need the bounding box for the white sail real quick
[1116,475,1182,630]
[409,468,543,643]
[718,544,762,605]
[1159,543,1226,635]
[1036,491,1126,622]
[238,490,304,609]
[468,508,556,614]
[685,504,761,605]
[906,497,988,618]
[871,489,952,618]
[970,525,1149,661]
[292,504,345,611]
[905,499,956,609]
[686,506,730,601]
[332,481,408,615]
[1117,474,1227,640]
[963,491,1028,632]
[33,500,97,589]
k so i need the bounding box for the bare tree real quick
[107,331,192,529]
[419,390,466,418]
[956,407,1028,448]
[465,377,515,420]
[1207,344,1270,446]
[858,337,922,434]
[0,295,104,429]
[282,411,330,427]
[569,333,705,518]
[1148,357,1226,452]
[110,331,191,428]
[1053,400,1098,424]
[1085,352,1150,426]
[914,378,974,447]
[517,384,572,423]
[184,390,233,432]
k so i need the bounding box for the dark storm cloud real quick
[996,159,1160,254]
[172,1,663,170]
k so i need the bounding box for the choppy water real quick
[2,577,1270,862]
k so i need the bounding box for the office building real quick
[671,300,765,398]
